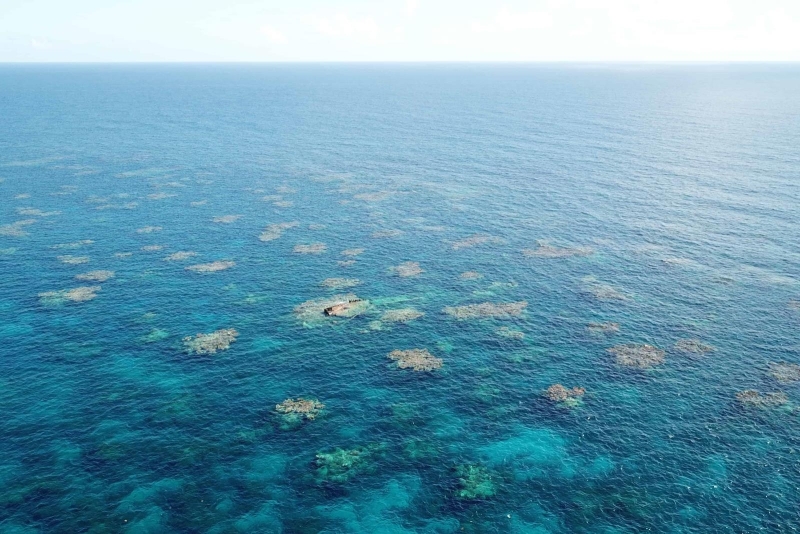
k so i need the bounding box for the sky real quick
[1,0,799,62]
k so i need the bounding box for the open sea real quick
[1,64,800,533]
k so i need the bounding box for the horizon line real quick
[1,60,799,65]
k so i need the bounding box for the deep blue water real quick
[1,64,800,533]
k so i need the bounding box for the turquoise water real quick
[1,64,800,533]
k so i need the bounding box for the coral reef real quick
[338,260,356,267]
[57,255,90,265]
[496,326,525,340]
[164,251,197,261]
[136,226,162,234]
[381,308,424,323]
[294,243,327,254]
[314,445,383,484]
[608,344,665,368]
[735,390,789,408]
[308,223,326,230]
[190,200,207,207]
[674,339,715,355]
[588,322,620,334]
[544,384,585,407]
[789,299,800,310]
[455,464,497,499]
[275,398,324,428]
[460,271,482,280]
[212,215,241,223]
[39,286,101,305]
[388,349,443,372]
[522,240,593,258]
[183,328,239,355]
[185,261,235,273]
[75,270,114,282]
[273,200,293,207]
[114,252,133,258]
[391,261,424,277]
[342,248,365,257]
[443,301,527,320]
[259,221,299,241]
[768,362,800,383]
[141,245,164,252]
[451,234,502,250]
[320,278,361,290]
[0,219,36,237]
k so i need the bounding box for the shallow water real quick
[1,64,800,533]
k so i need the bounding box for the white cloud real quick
[312,14,380,40]
[406,0,419,17]
[30,38,51,49]
[471,6,553,34]
[260,25,286,44]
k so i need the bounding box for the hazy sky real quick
[1,0,799,62]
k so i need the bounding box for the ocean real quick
[1,64,799,533]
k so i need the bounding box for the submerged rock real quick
[496,326,525,340]
[51,239,94,249]
[141,245,164,252]
[390,261,424,277]
[381,308,424,323]
[581,277,628,301]
[451,234,502,250]
[75,270,114,282]
[768,362,800,383]
[522,240,593,258]
[164,251,197,261]
[258,221,299,242]
[455,464,497,499]
[185,260,235,273]
[294,294,370,325]
[608,344,665,369]
[183,328,239,355]
[57,255,89,265]
[544,384,585,407]
[342,248,365,257]
[674,339,715,355]
[587,322,620,335]
[460,271,482,280]
[388,348,443,372]
[212,215,242,224]
[275,398,324,428]
[276,398,324,420]
[293,243,327,254]
[371,229,404,238]
[314,445,383,484]
[324,298,370,317]
[320,278,361,290]
[736,390,789,408]
[0,219,36,237]
[443,301,527,320]
[136,225,162,234]
[38,286,101,305]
